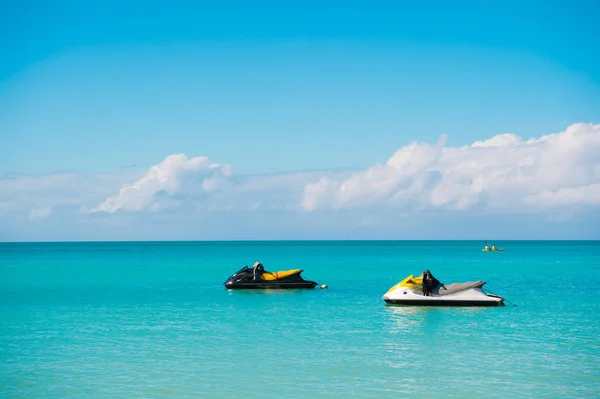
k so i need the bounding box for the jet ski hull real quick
[384,297,503,306]
[225,280,318,289]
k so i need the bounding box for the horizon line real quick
[1,239,599,244]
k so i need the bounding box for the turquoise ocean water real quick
[1,241,599,398]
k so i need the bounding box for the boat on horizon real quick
[482,241,504,252]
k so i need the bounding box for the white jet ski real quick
[382,274,504,307]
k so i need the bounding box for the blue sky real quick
[1,1,599,240]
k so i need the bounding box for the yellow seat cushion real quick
[260,269,302,281]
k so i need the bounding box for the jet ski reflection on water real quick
[382,273,504,307]
[224,262,318,289]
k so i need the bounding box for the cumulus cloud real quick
[2,123,600,240]
[85,154,232,213]
[6,122,599,232]
[301,123,600,212]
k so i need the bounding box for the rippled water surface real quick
[1,241,599,398]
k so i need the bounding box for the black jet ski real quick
[224,264,318,289]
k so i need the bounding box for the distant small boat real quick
[482,247,504,252]
[482,242,504,252]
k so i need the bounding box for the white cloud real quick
[301,123,600,212]
[86,123,600,217]
[28,207,53,221]
[2,123,600,240]
[85,154,232,213]
[525,184,600,208]
[0,172,138,222]
[4,122,599,241]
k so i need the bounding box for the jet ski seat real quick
[435,281,486,296]
[260,269,303,281]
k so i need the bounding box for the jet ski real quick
[223,264,318,289]
[382,274,504,306]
